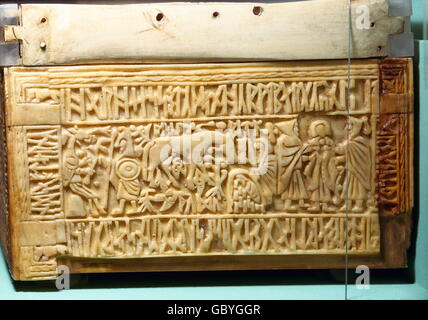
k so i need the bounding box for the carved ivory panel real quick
[0,59,413,280]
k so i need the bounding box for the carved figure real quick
[303,120,337,211]
[110,128,142,215]
[276,119,309,210]
[336,116,372,212]
[63,129,106,217]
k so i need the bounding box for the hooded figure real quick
[276,119,309,210]
[337,116,372,211]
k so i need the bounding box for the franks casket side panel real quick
[2,59,412,280]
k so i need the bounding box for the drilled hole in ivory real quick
[156,13,164,22]
[253,6,263,16]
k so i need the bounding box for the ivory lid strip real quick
[2,1,406,65]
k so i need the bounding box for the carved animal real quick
[142,130,234,189]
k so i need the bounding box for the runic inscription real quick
[62,79,376,122]
[26,127,62,217]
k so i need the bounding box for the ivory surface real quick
[2,0,405,65]
[0,58,413,280]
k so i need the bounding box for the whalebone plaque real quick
[0,59,413,280]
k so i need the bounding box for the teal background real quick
[0,0,427,300]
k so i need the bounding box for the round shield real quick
[116,158,141,181]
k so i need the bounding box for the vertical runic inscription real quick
[25,126,62,218]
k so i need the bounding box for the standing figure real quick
[63,151,105,217]
[276,119,309,210]
[110,128,141,215]
[303,119,338,211]
[336,116,372,212]
[62,130,106,217]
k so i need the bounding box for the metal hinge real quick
[388,0,414,57]
[0,3,20,66]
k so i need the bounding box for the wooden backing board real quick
[2,0,406,65]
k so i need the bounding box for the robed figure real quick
[303,120,338,211]
[276,119,309,210]
[336,116,372,212]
